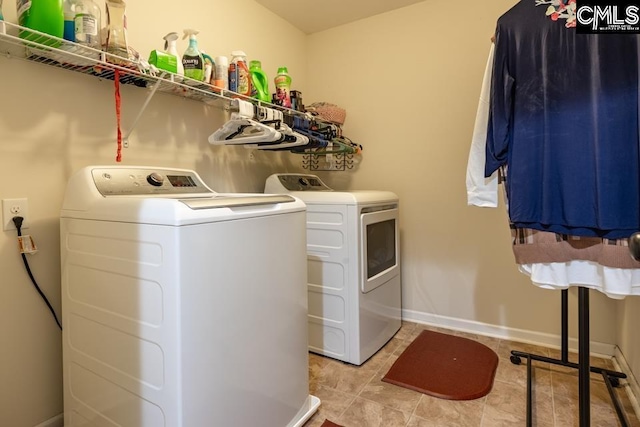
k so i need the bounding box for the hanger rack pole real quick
[510,288,629,426]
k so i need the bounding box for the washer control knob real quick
[147,172,164,187]
[298,178,309,187]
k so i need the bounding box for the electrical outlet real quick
[2,198,29,231]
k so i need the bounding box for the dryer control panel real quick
[274,174,332,192]
[91,167,214,196]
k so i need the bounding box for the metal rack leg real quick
[510,287,629,426]
[527,354,533,427]
[604,373,631,426]
[578,287,590,427]
[561,289,569,363]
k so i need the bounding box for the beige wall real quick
[0,1,307,426]
[0,1,634,426]
[306,0,620,354]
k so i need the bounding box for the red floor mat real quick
[382,329,498,400]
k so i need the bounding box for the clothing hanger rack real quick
[208,99,362,164]
[509,288,629,426]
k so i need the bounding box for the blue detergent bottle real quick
[63,0,76,41]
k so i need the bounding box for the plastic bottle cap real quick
[250,60,262,69]
[215,56,229,66]
[231,50,246,58]
[277,67,289,74]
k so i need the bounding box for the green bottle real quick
[274,67,292,108]
[249,60,270,103]
[17,0,64,47]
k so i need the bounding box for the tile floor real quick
[302,321,640,427]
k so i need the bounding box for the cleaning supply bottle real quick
[213,55,229,90]
[274,66,292,108]
[63,0,76,41]
[0,0,4,20]
[202,52,214,84]
[229,51,251,96]
[182,29,204,81]
[163,32,184,79]
[105,0,130,64]
[249,60,270,103]
[17,0,65,46]
[149,33,178,75]
[73,0,100,49]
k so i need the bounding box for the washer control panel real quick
[276,174,332,192]
[91,167,213,196]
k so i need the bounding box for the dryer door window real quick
[367,219,396,279]
[361,207,400,293]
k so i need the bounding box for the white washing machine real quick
[60,166,319,427]
[265,173,402,366]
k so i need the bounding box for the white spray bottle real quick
[164,32,184,80]
[182,29,205,81]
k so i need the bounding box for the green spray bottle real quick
[182,29,204,81]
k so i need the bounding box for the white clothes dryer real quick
[60,166,319,427]
[265,173,402,366]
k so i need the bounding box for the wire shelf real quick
[0,21,303,111]
[0,21,362,169]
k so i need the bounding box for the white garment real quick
[467,45,639,298]
[466,44,498,208]
[520,262,640,300]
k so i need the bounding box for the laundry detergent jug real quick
[249,60,270,102]
[229,51,251,96]
[274,66,292,108]
[17,0,64,46]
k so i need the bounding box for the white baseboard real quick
[402,308,616,357]
[34,414,63,427]
[614,346,640,420]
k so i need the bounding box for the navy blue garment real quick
[485,0,640,239]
